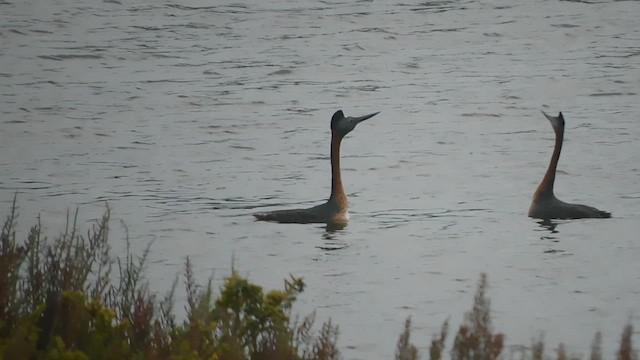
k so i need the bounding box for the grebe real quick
[254,110,379,225]
[528,111,611,220]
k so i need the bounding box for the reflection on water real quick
[1,0,640,359]
[536,220,561,251]
[537,219,559,235]
[324,222,348,233]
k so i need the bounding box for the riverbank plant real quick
[395,274,635,360]
[0,197,636,360]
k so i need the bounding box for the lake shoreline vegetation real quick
[0,197,635,360]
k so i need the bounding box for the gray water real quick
[2,0,640,358]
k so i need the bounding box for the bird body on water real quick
[254,110,379,225]
[528,111,611,220]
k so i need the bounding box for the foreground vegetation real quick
[0,198,636,360]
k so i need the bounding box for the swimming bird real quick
[254,110,379,225]
[528,111,611,220]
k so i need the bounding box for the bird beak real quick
[352,111,380,124]
[541,110,564,123]
[541,110,555,122]
[541,110,564,132]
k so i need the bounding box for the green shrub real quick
[0,197,338,360]
[396,274,635,360]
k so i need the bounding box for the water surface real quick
[2,0,640,359]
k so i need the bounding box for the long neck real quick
[535,129,563,199]
[329,131,347,209]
